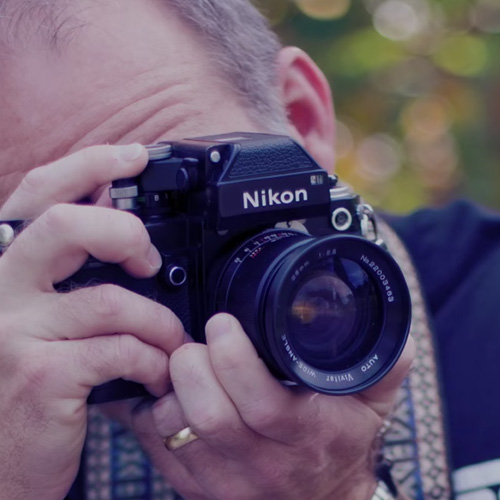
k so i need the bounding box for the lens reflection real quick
[287,258,379,371]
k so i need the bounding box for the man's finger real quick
[204,314,303,441]
[130,398,206,499]
[0,144,148,219]
[29,284,185,355]
[0,204,161,288]
[150,392,189,438]
[168,343,257,454]
[357,336,416,417]
[47,335,170,399]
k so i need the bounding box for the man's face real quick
[0,0,262,205]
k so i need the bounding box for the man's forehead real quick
[0,0,231,141]
[1,0,208,75]
[0,0,257,203]
[0,0,161,40]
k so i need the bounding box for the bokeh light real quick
[356,134,402,182]
[471,0,500,34]
[257,0,500,211]
[402,97,450,140]
[433,33,489,77]
[335,120,355,159]
[373,0,429,41]
[295,0,351,20]
[257,0,290,25]
[326,29,404,77]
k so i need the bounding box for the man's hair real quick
[166,0,288,132]
[0,1,71,46]
[0,0,289,132]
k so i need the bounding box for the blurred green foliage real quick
[255,0,500,213]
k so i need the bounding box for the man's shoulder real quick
[386,200,500,474]
[383,200,500,312]
[385,199,500,251]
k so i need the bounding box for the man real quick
[0,1,494,499]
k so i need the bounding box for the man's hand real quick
[126,313,414,500]
[0,145,185,500]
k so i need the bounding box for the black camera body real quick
[61,133,411,403]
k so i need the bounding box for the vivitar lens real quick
[215,229,411,395]
[286,262,380,372]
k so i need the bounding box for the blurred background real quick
[254,0,500,213]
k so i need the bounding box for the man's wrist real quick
[327,456,404,500]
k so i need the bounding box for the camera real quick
[60,133,411,403]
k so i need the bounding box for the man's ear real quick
[277,46,336,172]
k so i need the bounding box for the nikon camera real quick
[59,133,411,403]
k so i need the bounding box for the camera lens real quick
[215,229,411,395]
[287,262,380,372]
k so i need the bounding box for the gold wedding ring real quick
[163,426,200,451]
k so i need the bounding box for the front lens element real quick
[287,259,380,371]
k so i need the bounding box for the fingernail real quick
[118,143,144,162]
[148,245,163,271]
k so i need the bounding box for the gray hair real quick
[165,0,288,132]
[0,0,289,132]
[0,1,79,49]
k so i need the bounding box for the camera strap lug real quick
[359,204,386,248]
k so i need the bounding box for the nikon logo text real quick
[243,188,308,210]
